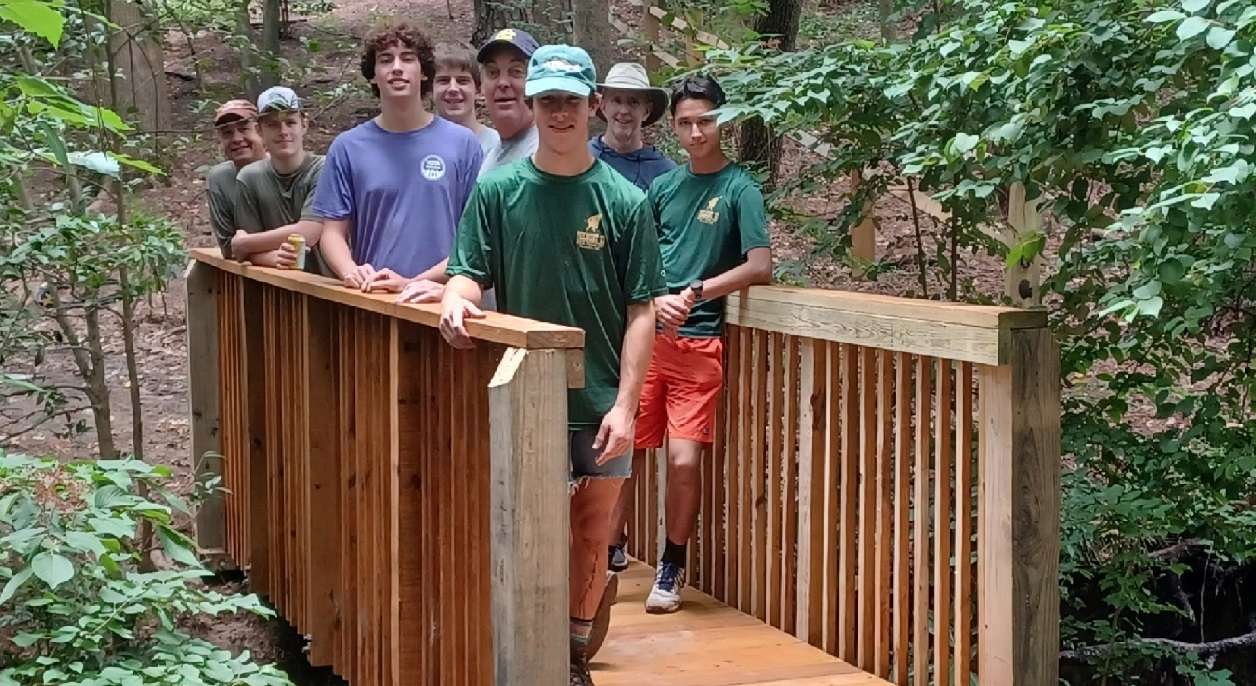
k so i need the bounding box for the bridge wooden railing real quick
[185,248,582,685]
[626,286,1060,686]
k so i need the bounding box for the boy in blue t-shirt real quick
[310,22,483,299]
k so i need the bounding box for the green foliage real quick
[709,0,1256,680]
[0,453,292,686]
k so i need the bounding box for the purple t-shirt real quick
[312,116,484,276]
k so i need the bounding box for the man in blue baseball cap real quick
[476,27,541,175]
[440,44,666,685]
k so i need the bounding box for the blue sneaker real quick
[645,561,685,614]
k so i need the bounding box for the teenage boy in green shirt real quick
[439,45,665,686]
[634,74,773,614]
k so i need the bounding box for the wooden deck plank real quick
[595,563,893,686]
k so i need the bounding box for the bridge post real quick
[978,326,1061,686]
[488,348,571,685]
[187,261,224,561]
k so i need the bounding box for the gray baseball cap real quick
[257,86,301,115]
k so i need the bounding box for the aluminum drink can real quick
[287,234,306,270]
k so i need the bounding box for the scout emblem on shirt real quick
[577,213,606,250]
[697,196,721,224]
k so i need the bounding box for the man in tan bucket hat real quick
[588,62,676,192]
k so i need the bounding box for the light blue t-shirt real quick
[312,116,484,277]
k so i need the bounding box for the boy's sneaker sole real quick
[586,571,618,660]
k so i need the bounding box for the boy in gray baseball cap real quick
[228,86,327,272]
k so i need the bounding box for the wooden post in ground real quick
[188,262,225,561]
[977,327,1060,686]
[1004,182,1043,307]
[488,348,570,685]
[849,171,877,278]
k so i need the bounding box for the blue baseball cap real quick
[524,45,597,98]
[477,27,539,63]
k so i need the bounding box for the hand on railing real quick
[395,279,445,304]
[341,263,378,289]
[439,293,485,349]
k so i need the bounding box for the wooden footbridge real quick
[187,248,1060,686]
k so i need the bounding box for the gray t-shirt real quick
[235,154,328,274]
[206,160,241,257]
[476,126,501,155]
[479,125,538,176]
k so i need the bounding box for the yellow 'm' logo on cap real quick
[495,28,517,41]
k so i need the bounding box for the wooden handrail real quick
[189,248,584,351]
[726,285,1045,365]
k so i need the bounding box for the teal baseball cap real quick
[524,44,597,98]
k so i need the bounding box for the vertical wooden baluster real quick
[750,328,768,619]
[935,359,953,686]
[874,349,894,677]
[782,336,799,636]
[838,343,859,662]
[857,345,876,669]
[820,341,841,654]
[795,337,826,647]
[722,325,742,602]
[768,332,785,629]
[738,326,754,612]
[913,356,933,686]
[955,361,974,686]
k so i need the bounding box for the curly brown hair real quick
[360,22,436,98]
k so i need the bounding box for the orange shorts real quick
[635,333,725,447]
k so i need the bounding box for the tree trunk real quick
[472,0,529,46]
[261,0,281,89]
[237,0,260,97]
[879,0,894,40]
[83,307,117,459]
[738,0,801,185]
[572,0,612,75]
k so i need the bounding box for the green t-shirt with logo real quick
[448,158,667,429]
[648,162,771,338]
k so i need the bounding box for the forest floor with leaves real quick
[3,0,1016,682]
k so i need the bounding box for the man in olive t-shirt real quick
[630,74,773,615]
[206,99,265,257]
[230,86,327,272]
[440,46,664,686]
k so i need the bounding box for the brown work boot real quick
[585,571,618,659]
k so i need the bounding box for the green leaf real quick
[0,0,65,46]
[114,152,164,176]
[1176,16,1210,40]
[1137,296,1165,318]
[0,567,32,605]
[157,526,201,568]
[1181,0,1210,12]
[67,151,121,177]
[1206,26,1236,48]
[1191,193,1221,209]
[63,531,107,556]
[1146,9,1185,22]
[30,552,73,589]
[948,132,980,156]
[1159,258,1186,284]
[10,633,40,648]
[1133,280,1162,300]
[1229,103,1256,119]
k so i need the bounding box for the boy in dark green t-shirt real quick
[440,45,665,685]
[623,74,773,614]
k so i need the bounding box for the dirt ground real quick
[2,0,1015,682]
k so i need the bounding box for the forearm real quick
[235,220,323,255]
[614,301,656,411]
[413,257,450,284]
[444,274,484,308]
[697,248,773,300]
[319,221,357,278]
[243,250,282,267]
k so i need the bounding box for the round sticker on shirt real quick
[421,155,446,181]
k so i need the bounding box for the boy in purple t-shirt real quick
[311,22,483,297]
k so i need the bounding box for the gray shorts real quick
[569,428,631,482]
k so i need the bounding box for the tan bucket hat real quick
[597,62,669,126]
